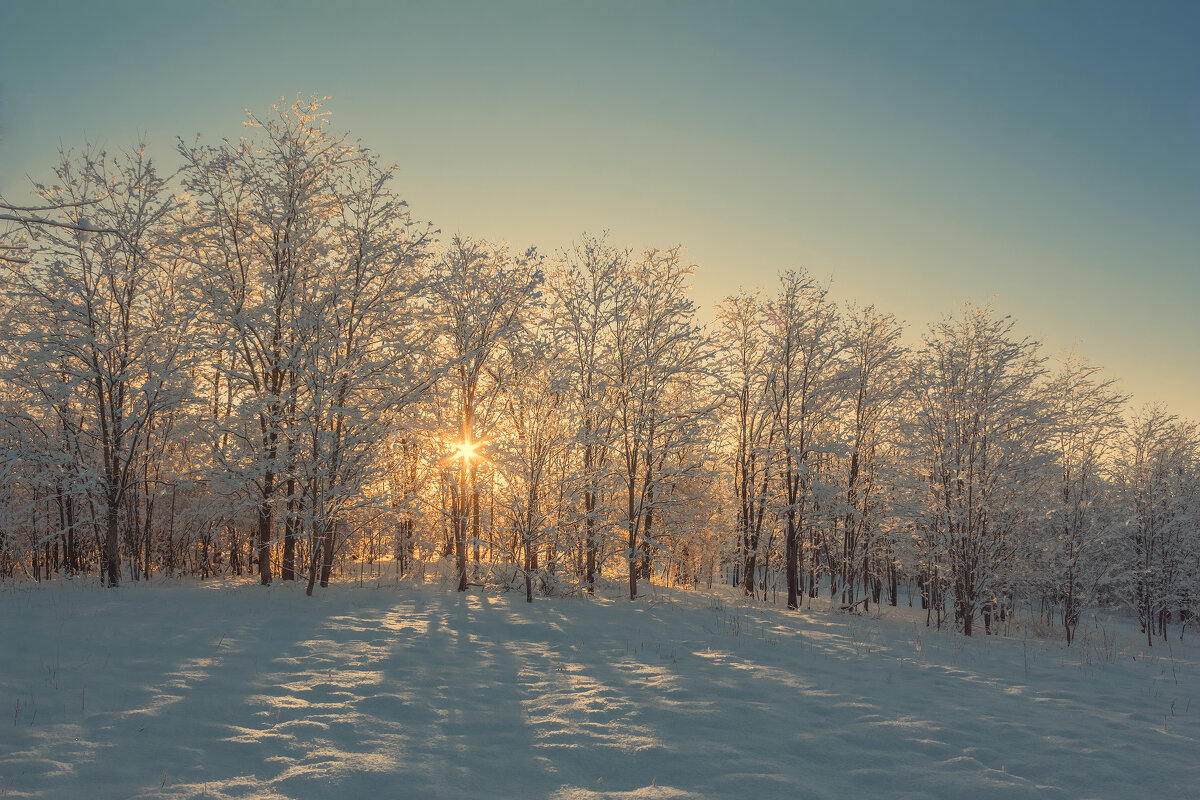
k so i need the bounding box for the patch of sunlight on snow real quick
[126,655,228,719]
[272,747,402,780]
[865,715,942,730]
[140,775,293,800]
[160,656,221,689]
[833,700,879,710]
[800,628,850,645]
[379,608,428,633]
[245,693,311,710]
[621,663,711,712]
[550,785,705,800]
[126,691,187,717]
[690,650,815,692]
[274,668,384,694]
[519,644,664,753]
[4,726,102,780]
[224,723,302,744]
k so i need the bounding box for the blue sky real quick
[2,0,1197,418]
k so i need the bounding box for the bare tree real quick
[547,234,627,593]
[1040,352,1125,643]
[427,236,542,592]
[179,97,352,585]
[609,247,711,600]
[714,291,775,598]
[763,270,844,610]
[1,144,189,586]
[910,304,1047,635]
[838,304,905,610]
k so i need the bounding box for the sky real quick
[2,0,1197,419]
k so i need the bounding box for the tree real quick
[548,234,627,593]
[295,153,435,594]
[494,315,571,602]
[1,144,189,587]
[763,270,844,610]
[426,236,542,592]
[1040,352,1125,644]
[609,247,711,600]
[179,96,355,585]
[838,304,905,610]
[909,304,1047,635]
[1113,406,1199,645]
[714,291,775,598]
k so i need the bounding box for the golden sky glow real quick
[1,1,1196,419]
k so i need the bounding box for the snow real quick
[1,577,1197,799]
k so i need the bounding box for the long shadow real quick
[5,584,1196,799]
[1,582,284,798]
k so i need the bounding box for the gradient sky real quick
[2,0,1197,419]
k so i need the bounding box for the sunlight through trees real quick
[1,98,1196,641]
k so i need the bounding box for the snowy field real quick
[1,577,1197,800]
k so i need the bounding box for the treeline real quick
[1,99,1196,644]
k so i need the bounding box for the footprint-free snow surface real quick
[1,579,1197,799]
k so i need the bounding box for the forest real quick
[1,98,1196,646]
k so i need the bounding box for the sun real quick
[452,438,481,463]
[440,435,491,467]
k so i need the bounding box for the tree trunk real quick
[104,494,121,588]
[628,522,638,601]
[585,489,597,594]
[305,527,321,596]
[454,478,468,592]
[785,510,799,610]
[641,492,654,583]
[256,470,274,585]
[319,520,336,588]
[282,478,298,581]
[471,465,481,571]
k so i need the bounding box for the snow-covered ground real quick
[1,576,1197,799]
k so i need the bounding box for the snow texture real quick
[1,579,1197,799]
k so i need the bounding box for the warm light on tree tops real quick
[0,99,1195,644]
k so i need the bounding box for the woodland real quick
[1,98,1196,646]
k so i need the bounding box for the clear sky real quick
[2,0,1197,419]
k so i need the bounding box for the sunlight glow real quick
[441,436,491,467]
[452,439,481,463]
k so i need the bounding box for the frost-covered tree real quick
[426,236,542,592]
[547,234,628,593]
[714,291,775,598]
[909,305,1047,635]
[1039,352,1125,644]
[838,304,905,609]
[763,270,844,610]
[295,155,435,594]
[493,315,572,602]
[610,247,712,600]
[1,144,190,587]
[1113,406,1199,645]
[179,97,370,585]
